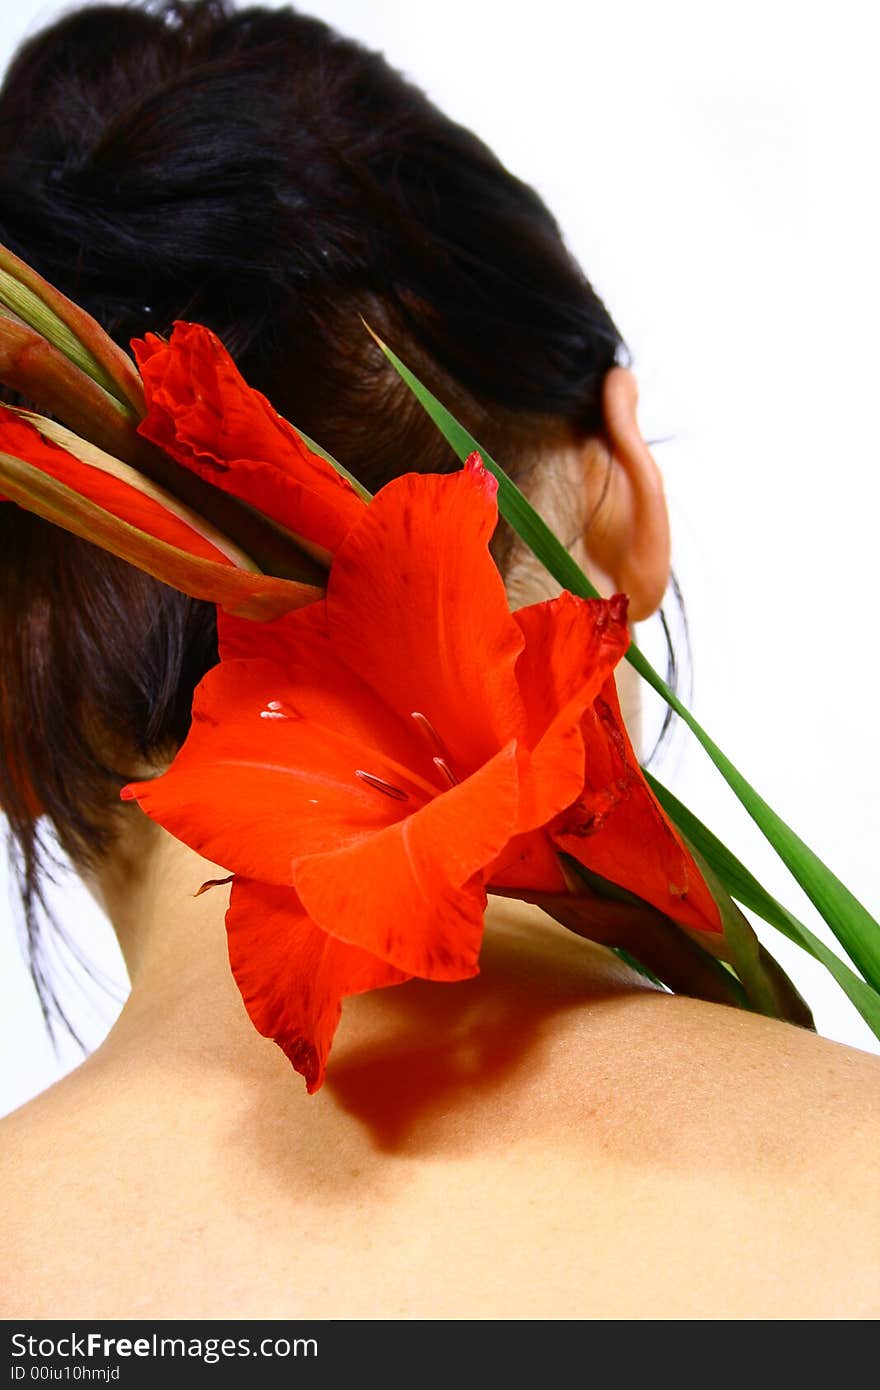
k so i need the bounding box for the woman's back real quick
[2,862,878,1320]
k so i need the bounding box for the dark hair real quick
[0,0,628,1032]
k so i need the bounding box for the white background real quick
[2,0,879,1115]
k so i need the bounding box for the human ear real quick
[579,367,671,623]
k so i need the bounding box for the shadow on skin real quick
[233,911,651,1196]
[237,902,863,1208]
[322,915,653,1154]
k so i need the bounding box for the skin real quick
[1,385,878,1318]
[1,829,878,1320]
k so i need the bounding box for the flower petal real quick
[488,829,568,893]
[217,604,441,777]
[0,408,318,619]
[515,591,631,747]
[122,657,417,883]
[513,591,630,831]
[226,878,408,1093]
[552,680,723,934]
[323,464,526,775]
[0,406,229,563]
[294,742,521,979]
[133,323,365,553]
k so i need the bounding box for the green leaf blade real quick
[647,771,880,1038]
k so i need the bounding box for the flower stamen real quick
[412,710,461,787]
[411,710,444,751]
[355,769,409,801]
[433,756,459,787]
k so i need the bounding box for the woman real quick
[0,1,877,1319]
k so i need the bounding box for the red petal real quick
[322,467,526,775]
[226,878,407,1093]
[515,592,630,748]
[217,604,437,776]
[294,742,521,979]
[216,607,308,665]
[552,679,723,933]
[488,830,569,893]
[133,324,365,553]
[513,591,630,831]
[0,406,230,564]
[122,656,420,884]
[463,449,498,500]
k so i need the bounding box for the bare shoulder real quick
[1,907,879,1319]
[349,954,880,1318]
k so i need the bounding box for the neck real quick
[84,812,647,1112]
[85,817,271,1073]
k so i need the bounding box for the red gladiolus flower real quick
[123,459,721,1091]
[133,322,366,555]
